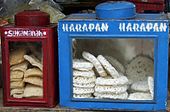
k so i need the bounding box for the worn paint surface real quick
[58,13,169,111]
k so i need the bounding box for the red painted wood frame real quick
[1,25,57,107]
[129,0,164,13]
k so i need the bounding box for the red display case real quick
[129,0,164,12]
[0,10,58,107]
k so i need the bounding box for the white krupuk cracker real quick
[97,55,120,78]
[95,85,128,94]
[148,76,154,98]
[73,82,95,88]
[82,51,107,77]
[73,76,96,84]
[73,93,93,98]
[73,87,94,94]
[24,68,43,78]
[73,59,93,71]
[128,92,152,100]
[73,70,95,77]
[131,80,149,92]
[23,84,43,97]
[126,55,154,82]
[95,76,128,86]
[24,77,43,87]
[24,55,43,71]
[105,56,125,74]
[94,92,128,100]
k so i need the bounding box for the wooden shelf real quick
[0,88,169,111]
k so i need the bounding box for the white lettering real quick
[119,22,167,32]
[133,23,139,32]
[8,30,13,37]
[69,24,75,32]
[23,31,28,36]
[82,24,88,32]
[153,23,159,32]
[95,23,101,32]
[119,23,125,32]
[61,22,167,33]
[101,23,109,32]
[159,23,167,32]
[88,24,95,32]
[126,23,132,32]
[5,30,45,37]
[140,23,146,32]
[75,24,82,32]
[146,23,153,32]
[61,23,109,32]
[62,24,68,32]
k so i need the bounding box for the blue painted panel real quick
[58,14,169,111]
[95,1,136,19]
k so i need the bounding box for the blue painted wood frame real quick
[58,13,169,111]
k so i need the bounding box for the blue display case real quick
[58,2,169,111]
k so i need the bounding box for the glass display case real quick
[0,10,57,107]
[72,38,154,101]
[9,42,43,99]
[58,2,169,110]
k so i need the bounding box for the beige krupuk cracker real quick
[23,84,43,97]
[24,76,43,87]
[10,48,26,66]
[24,55,43,71]
[10,88,24,96]
[10,81,25,89]
[24,68,43,78]
[10,70,24,79]
[10,61,28,72]
[10,78,23,82]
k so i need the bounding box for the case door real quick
[3,37,48,104]
[71,37,155,101]
[59,19,169,111]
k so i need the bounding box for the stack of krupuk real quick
[126,55,154,100]
[10,49,27,98]
[9,48,43,98]
[82,52,129,100]
[73,59,96,98]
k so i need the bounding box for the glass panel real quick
[72,38,154,101]
[9,42,43,98]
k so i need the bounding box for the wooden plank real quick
[0,88,168,111]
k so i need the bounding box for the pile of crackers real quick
[10,48,43,98]
[73,51,154,100]
[127,56,154,100]
[73,51,129,99]
[73,59,96,98]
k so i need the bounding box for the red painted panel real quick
[129,0,164,12]
[0,10,58,107]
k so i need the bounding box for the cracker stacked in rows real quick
[126,55,154,100]
[128,76,154,100]
[9,48,43,98]
[23,55,43,98]
[10,49,27,98]
[82,52,129,100]
[73,59,96,98]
